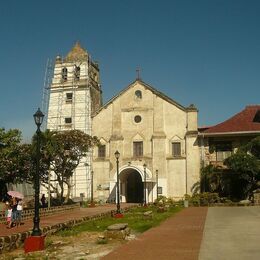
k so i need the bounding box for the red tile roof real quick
[203,105,260,134]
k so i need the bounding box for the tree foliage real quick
[37,129,99,203]
[224,139,260,199]
[0,128,33,199]
[200,136,260,200]
[0,128,99,204]
[0,128,28,184]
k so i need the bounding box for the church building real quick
[46,43,200,202]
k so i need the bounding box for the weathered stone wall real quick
[0,205,135,254]
[92,81,200,200]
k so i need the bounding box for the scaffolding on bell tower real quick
[42,43,101,199]
[41,58,54,131]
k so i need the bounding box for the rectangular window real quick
[133,141,143,157]
[216,142,232,161]
[66,93,73,103]
[172,142,181,157]
[98,145,106,158]
[65,117,72,124]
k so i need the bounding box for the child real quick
[6,204,12,228]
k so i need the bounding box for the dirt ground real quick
[0,231,134,260]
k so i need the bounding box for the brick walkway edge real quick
[103,207,208,260]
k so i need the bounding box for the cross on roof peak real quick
[136,67,141,80]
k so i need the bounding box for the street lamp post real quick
[156,169,158,201]
[24,108,45,253]
[114,151,123,217]
[32,108,44,236]
[143,163,147,207]
[90,170,95,207]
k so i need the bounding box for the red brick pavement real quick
[0,203,134,237]
[103,207,208,260]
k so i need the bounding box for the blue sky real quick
[0,0,259,141]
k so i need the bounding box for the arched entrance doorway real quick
[120,168,143,203]
[110,164,155,204]
[126,171,143,203]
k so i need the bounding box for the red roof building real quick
[199,105,260,166]
[200,105,260,136]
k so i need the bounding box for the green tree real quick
[38,129,99,204]
[0,128,32,199]
[243,136,260,159]
[224,148,260,199]
[200,137,260,200]
[199,164,230,195]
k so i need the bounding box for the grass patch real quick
[57,205,182,237]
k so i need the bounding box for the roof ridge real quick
[93,79,191,116]
[203,105,260,134]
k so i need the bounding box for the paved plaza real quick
[103,206,260,260]
[1,205,260,259]
[199,206,260,260]
[103,207,208,260]
[0,204,134,237]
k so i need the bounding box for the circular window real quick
[134,115,142,123]
[135,90,142,99]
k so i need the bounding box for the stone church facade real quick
[46,43,200,202]
[92,80,200,202]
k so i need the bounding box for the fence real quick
[0,203,80,224]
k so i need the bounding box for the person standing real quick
[6,204,12,228]
[41,194,46,208]
[16,199,23,227]
[11,197,18,227]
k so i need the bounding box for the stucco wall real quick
[92,81,200,200]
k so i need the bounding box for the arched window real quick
[61,67,68,81]
[135,90,142,99]
[74,66,80,81]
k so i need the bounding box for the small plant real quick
[185,192,221,206]
[154,195,167,205]
[45,238,54,248]
[96,238,108,244]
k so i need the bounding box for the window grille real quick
[133,141,143,157]
[172,142,181,157]
[98,145,106,158]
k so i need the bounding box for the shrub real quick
[154,195,167,205]
[186,192,220,206]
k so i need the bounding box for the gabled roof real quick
[202,105,260,135]
[95,79,197,115]
[64,42,88,62]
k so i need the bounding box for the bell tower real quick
[47,42,102,133]
[46,42,102,198]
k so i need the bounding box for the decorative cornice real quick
[186,130,198,136]
[151,132,167,139]
[109,135,124,141]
